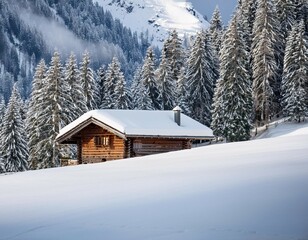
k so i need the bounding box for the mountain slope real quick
[0,122,307,239]
[94,0,209,46]
[0,0,146,100]
[0,0,209,100]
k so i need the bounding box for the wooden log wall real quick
[72,123,193,163]
[78,123,126,164]
[132,138,191,157]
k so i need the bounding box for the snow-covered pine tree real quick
[26,59,47,169]
[111,58,132,109]
[140,47,161,110]
[0,95,6,173]
[34,51,74,168]
[65,53,87,118]
[0,154,4,173]
[233,0,256,110]
[166,30,185,82]
[274,0,296,39]
[130,67,142,109]
[252,0,281,126]
[97,65,106,108]
[281,20,308,121]
[284,85,307,122]
[209,6,224,55]
[301,0,308,34]
[281,23,298,110]
[211,77,225,138]
[0,95,6,126]
[211,15,252,142]
[103,57,125,109]
[80,51,99,110]
[157,44,176,110]
[175,67,190,115]
[273,0,296,98]
[135,80,155,110]
[15,82,28,121]
[294,0,308,30]
[234,0,257,103]
[1,83,29,172]
[186,30,216,126]
[237,0,257,51]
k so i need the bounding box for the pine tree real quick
[292,2,308,37]
[103,58,117,109]
[273,0,296,99]
[157,45,176,110]
[175,67,190,115]
[186,31,216,126]
[274,0,296,39]
[135,80,155,110]
[14,80,28,121]
[0,95,6,127]
[97,65,106,108]
[281,21,308,121]
[110,58,132,109]
[80,51,99,110]
[252,0,281,126]
[26,59,47,169]
[284,86,307,122]
[0,95,6,173]
[211,77,225,138]
[130,67,142,109]
[1,84,28,172]
[140,47,161,110]
[209,6,224,55]
[103,57,128,109]
[165,30,185,82]
[211,15,252,142]
[34,52,74,168]
[235,0,258,91]
[0,155,4,173]
[65,53,87,118]
[237,0,257,50]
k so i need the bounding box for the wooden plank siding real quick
[63,123,193,165]
[131,138,191,157]
[78,123,126,164]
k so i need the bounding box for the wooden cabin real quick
[56,108,214,164]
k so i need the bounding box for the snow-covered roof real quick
[56,109,213,142]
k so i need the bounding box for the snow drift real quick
[0,122,308,240]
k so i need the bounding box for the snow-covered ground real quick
[1,122,308,240]
[94,0,209,46]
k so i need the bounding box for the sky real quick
[190,0,238,24]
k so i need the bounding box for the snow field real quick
[0,122,308,240]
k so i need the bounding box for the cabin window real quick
[94,136,110,147]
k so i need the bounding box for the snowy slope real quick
[94,0,209,46]
[0,122,308,240]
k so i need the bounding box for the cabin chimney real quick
[173,106,182,126]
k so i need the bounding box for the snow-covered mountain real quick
[95,0,209,46]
